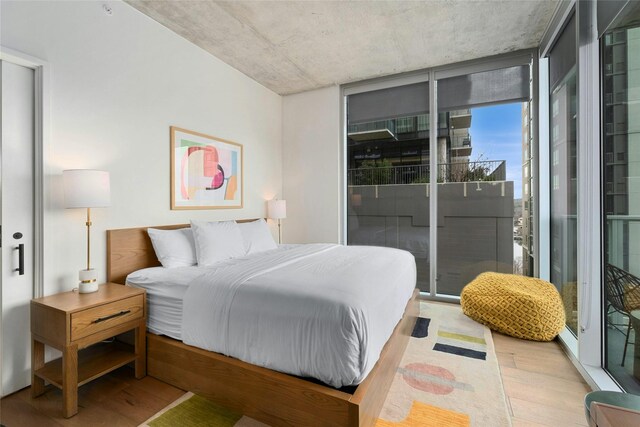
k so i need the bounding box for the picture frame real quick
[170,126,243,210]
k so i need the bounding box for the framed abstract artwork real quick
[170,126,243,210]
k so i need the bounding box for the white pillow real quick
[147,227,197,268]
[237,219,278,255]
[191,220,246,266]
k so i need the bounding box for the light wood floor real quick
[1,333,590,426]
[493,332,591,427]
[0,367,184,427]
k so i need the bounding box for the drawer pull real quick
[92,310,131,324]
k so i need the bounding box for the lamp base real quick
[78,269,99,294]
[78,282,99,293]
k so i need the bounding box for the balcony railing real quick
[348,161,506,186]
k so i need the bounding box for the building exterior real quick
[521,101,535,276]
[346,110,473,180]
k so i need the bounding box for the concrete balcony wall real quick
[348,181,514,295]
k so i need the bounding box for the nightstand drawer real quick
[71,295,144,341]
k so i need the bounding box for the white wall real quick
[282,86,342,244]
[1,0,282,294]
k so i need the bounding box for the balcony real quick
[347,119,396,141]
[451,135,472,157]
[347,113,452,143]
[450,112,472,129]
[348,129,396,141]
[347,160,506,186]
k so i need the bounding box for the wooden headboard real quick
[106,219,259,284]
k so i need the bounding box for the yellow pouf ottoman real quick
[460,272,566,341]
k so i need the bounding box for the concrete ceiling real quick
[126,0,558,95]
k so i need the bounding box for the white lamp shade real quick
[267,199,286,219]
[63,169,111,208]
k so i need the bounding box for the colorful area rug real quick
[140,301,511,427]
[378,301,511,426]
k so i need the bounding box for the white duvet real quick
[182,244,416,388]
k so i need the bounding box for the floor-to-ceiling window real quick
[539,0,640,393]
[602,21,640,395]
[345,53,534,298]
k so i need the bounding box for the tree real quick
[356,159,393,185]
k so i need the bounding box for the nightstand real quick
[30,283,146,418]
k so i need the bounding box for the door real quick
[1,60,35,396]
[602,22,640,395]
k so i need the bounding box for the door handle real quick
[14,243,24,275]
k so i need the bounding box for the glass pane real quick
[435,100,528,296]
[346,84,430,292]
[603,24,640,395]
[549,66,578,336]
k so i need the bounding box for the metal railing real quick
[348,161,506,186]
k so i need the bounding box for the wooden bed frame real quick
[106,222,419,427]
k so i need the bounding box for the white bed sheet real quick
[126,266,204,340]
[182,244,416,388]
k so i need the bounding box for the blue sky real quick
[469,103,523,199]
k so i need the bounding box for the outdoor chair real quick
[605,263,640,366]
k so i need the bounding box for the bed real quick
[106,221,419,427]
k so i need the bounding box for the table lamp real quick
[267,199,286,244]
[63,170,111,293]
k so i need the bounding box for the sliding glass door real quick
[602,21,640,395]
